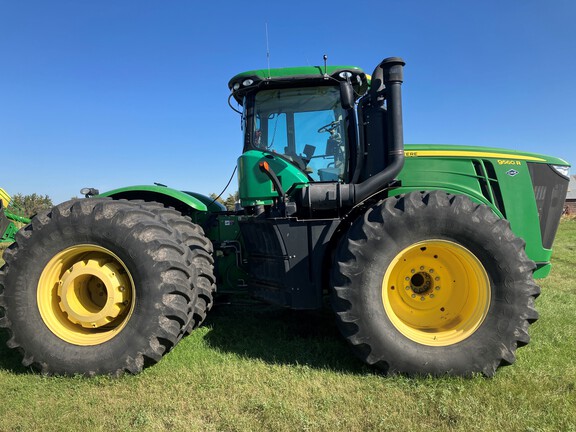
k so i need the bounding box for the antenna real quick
[266,23,271,78]
[323,54,328,78]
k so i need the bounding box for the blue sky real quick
[1,0,574,203]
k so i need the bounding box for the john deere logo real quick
[506,169,519,177]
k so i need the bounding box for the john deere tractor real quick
[0,57,570,377]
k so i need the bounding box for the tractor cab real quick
[249,86,348,182]
[228,64,370,209]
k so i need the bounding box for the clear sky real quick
[1,0,574,204]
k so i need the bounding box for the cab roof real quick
[228,65,369,105]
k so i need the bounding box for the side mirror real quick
[302,144,316,159]
[340,81,354,110]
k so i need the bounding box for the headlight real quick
[551,165,570,178]
[80,187,99,197]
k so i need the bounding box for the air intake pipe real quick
[298,57,405,212]
[352,57,405,204]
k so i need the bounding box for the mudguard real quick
[99,185,225,214]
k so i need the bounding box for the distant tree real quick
[209,192,226,207]
[223,191,239,211]
[10,193,53,218]
[210,191,239,211]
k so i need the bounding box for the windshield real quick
[247,86,348,182]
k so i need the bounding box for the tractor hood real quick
[403,144,570,167]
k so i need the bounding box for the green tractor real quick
[0,57,570,376]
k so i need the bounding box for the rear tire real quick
[331,191,539,376]
[0,198,197,376]
[135,202,215,333]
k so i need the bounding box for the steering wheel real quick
[317,120,339,134]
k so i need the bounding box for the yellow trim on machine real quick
[404,150,545,162]
[0,188,11,207]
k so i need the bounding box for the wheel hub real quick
[383,240,491,346]
[38,245,136,346]
[410,271,433,294]
[57,257,131,328]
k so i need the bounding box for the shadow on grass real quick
[0,328,29,374]
[202,297,371,374]
[0,297,372,376]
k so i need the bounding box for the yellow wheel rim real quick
[37,245,135,346]
[382,240,490,346]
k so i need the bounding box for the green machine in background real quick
[0,188,30,243]
[0,57,570,378]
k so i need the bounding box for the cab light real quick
[551,165,570,178]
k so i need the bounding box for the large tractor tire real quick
[0,198,210,376]
[137,202,215,333]
[331,191,539,377]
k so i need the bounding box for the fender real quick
[390,185,505,219]
[385,185,554,278]
[99,185,225,215]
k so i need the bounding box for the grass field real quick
[0,221,575,431]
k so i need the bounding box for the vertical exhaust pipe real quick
[297,57,406,214]
[352,57,405,204]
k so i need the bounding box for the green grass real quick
[1,221,575,431]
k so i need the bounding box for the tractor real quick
[0,57,570,376]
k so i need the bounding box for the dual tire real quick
[0,198,214,376]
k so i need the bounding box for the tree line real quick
[8,193,53,218]
[209,191,239,211]
[7,191,240,216]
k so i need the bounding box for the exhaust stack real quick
[352,57,405,204]
[298,57,406,213]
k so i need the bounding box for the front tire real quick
[331,191,539,376]
[0,198,198,376]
